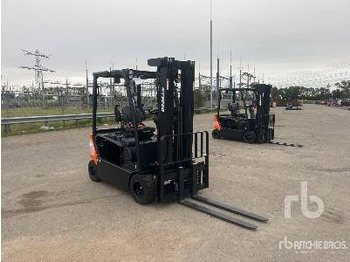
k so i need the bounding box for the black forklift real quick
[88,57,267,229]
[212,84,275,143]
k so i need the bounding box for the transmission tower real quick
[19,49,55,93]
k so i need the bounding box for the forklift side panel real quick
[96,159,133,191]
[139,141,157,171]
[220,128,244,141]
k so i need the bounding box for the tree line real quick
[271,80,350,101]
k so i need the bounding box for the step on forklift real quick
[88,57,268,229]
[212,84,275,143]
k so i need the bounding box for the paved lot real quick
[2,105,350,261]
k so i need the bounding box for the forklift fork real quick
[179,196,268,230]
[176,130,267,230]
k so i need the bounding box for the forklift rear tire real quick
[243,131,256,144]
[130,174,155,205]
[88,160,100,182]
[212,129,221,139]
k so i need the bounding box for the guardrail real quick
[1,112,114,133]
[1,107,212,134]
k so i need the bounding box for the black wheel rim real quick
[134,182,144,198]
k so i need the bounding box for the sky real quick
[1,0,350,88]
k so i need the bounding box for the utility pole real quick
[110,61,113,96]
[210,0,213,110]
[19,49,55,102]
[230,53,235,103]
[253,66,256,84]
[238,56,242,88]
[85,59,89,107]
[262,71,265,84]
[198,72,201,90]
[216,58,220,96]
[6,79,9,117]
[239,69,242,88]
[64,77,69,112]
[229,50,233,89]
[247,73,250,89]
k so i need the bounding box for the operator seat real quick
[228,103,239,116]
[121,106,145,123]
[118,105,155,140]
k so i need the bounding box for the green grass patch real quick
[1,107,113,118]
[1,117,116,137]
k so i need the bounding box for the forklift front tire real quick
[212,129,221,139]
[88,160,100,182]
[243,131,256,144]
[130,174,155,205]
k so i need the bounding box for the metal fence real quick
[0,86,202,134]
[1,81,157,117]
[1,75,242,134]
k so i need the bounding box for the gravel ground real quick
[2,104,350,261]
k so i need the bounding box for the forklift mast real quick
[148,57,195,165]
[254,84,271,117]
[148,58,207,201]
